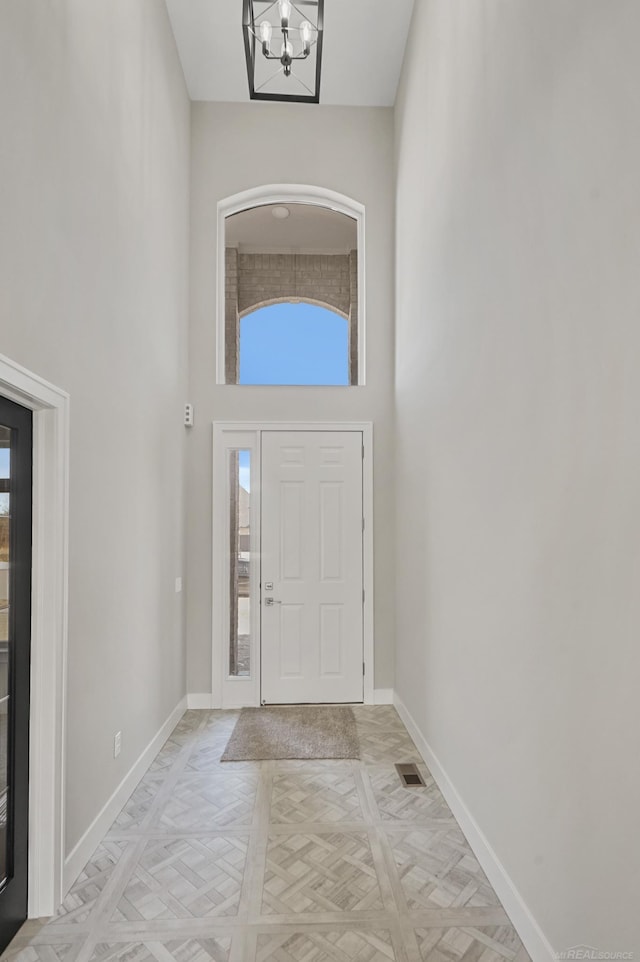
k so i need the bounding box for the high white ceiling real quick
[165,0,415,107]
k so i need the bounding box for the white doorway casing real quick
[212,421,374,707]
[0,354,69,918]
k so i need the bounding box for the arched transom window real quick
[218,187,364,385]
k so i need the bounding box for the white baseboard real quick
[187,693,214,709]
[393,692,556,962]
[62,696,187,896]
[188,692,395,707]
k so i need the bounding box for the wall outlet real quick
[114,731,122,758]
[184,403,194,427]
[175,577,182,593]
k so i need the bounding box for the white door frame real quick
[212,421,374,707]
[0,353,69,918]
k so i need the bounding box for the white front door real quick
[261,431,364,704]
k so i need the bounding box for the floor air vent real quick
[395,763,425,787]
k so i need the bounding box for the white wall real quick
[0,0,190,855]
[395,0,640,954]
[187,103,395,693]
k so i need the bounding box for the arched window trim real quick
[216,184,366,385]
[238,296,349,322]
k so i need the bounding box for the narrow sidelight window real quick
[228,449,251,677]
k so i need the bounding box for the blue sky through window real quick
[239,302,349,387]
[0,448,9,514]
[239,450,250,493]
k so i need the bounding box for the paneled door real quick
[261,431,363,704]
[0,397,32,952]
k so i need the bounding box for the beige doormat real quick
[221,705,360,761]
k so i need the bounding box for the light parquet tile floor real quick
[2,709,531,962]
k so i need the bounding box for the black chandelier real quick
[243,0,324,104]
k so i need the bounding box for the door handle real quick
[264,597,282,606]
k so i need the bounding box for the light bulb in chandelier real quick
[300,20,312,56]
[279,0,292,28]
[259,20,272,55]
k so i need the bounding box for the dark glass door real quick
[0,397,32,952]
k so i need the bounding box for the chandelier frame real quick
[242,0,324,104]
